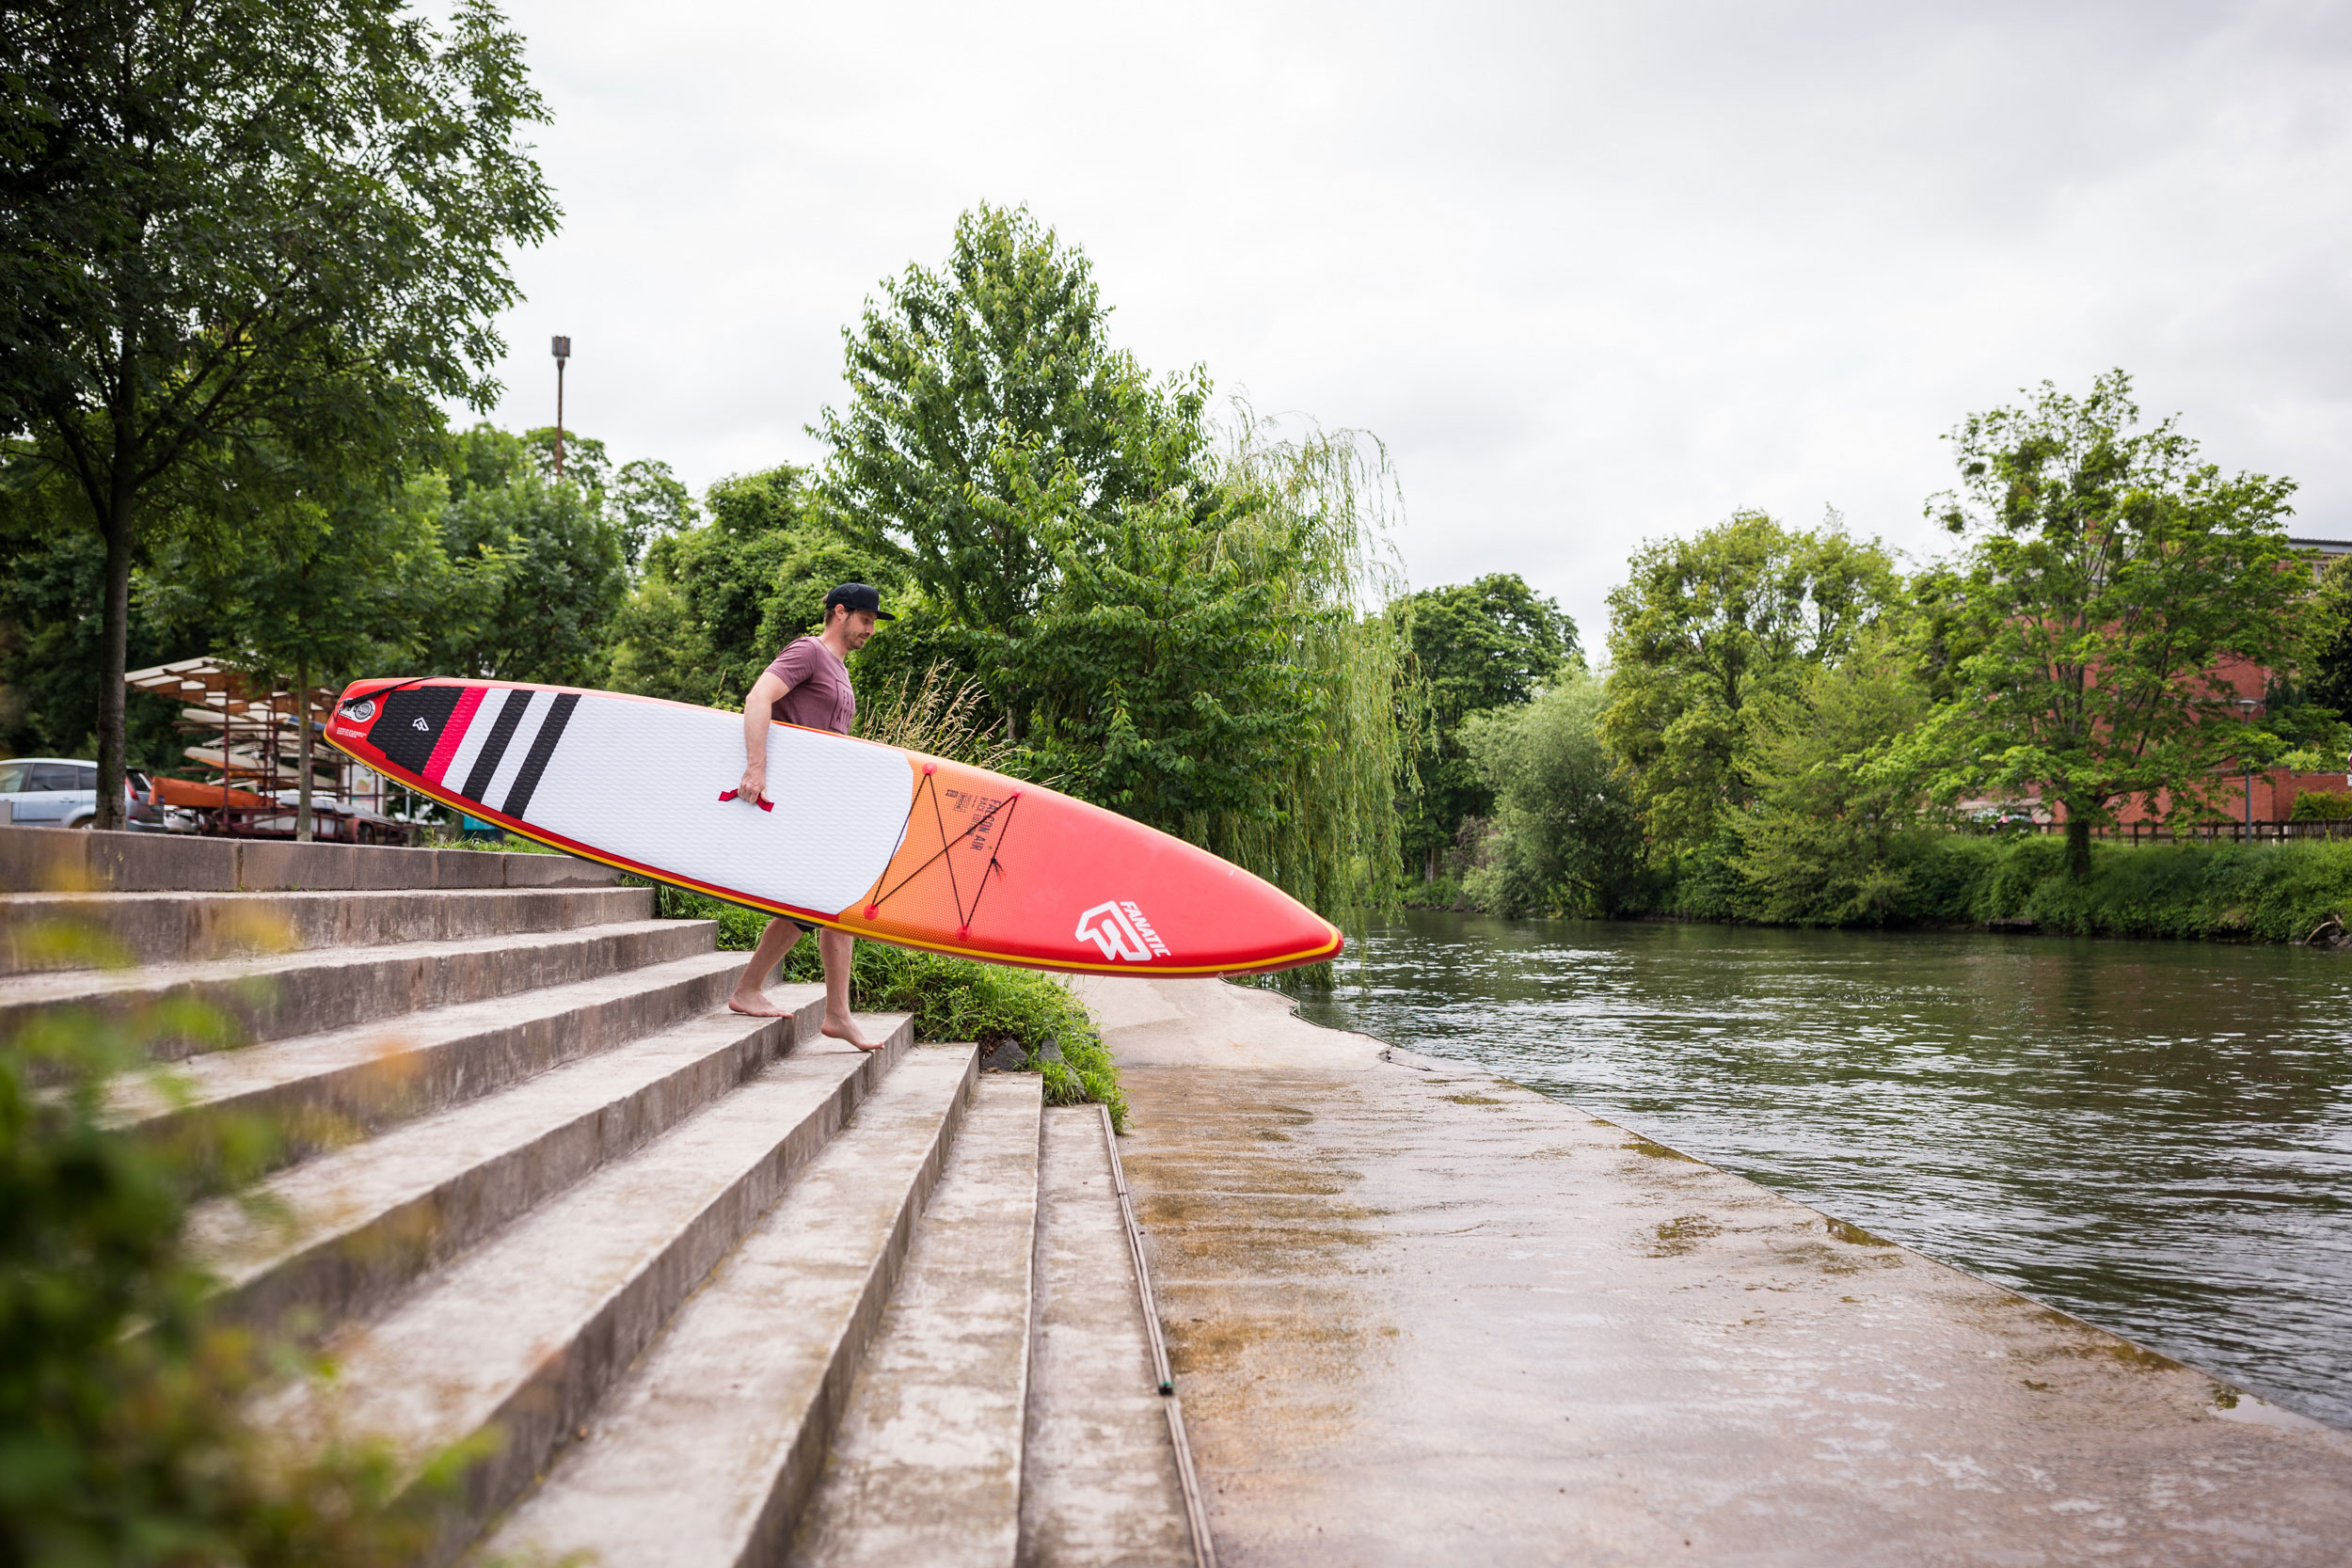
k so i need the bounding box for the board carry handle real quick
[717,788,775,813]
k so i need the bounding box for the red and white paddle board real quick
[322,677,1343,977]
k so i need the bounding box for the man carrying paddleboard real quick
[727,582,894,1046]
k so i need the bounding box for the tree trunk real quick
[295,651,313,842]
[2064,812,2091,878]
[94,485,135,832]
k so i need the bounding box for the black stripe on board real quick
[460,689,528,803]
[373,686,465,775]
[501,691,579,820]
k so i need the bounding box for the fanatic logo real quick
[1074,899,1171,962]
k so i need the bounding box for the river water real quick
[1293,911,2352,1428]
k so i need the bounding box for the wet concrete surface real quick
[1075,975,2352,1567]
[1018,1105,1195,1567]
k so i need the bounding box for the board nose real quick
[1212,870,1345,974]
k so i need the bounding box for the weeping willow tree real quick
[811,206,1414,932]
[1003,406,1414,931]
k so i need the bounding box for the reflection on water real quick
[1295,911,2352,1427]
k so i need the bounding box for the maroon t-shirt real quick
[765,637,855,735]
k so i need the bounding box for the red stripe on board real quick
[423,685,485,784]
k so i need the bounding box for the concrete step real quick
[787,1073,1044,1568]
[1018,1107,1196,1568]
[107,950,750,1164]
[0,916,715,1057]
[472,1043,981,1568]
[185,985,828,1338]
[0,822,622,895]
[1,884,654,975]
[256,1016,922,1562]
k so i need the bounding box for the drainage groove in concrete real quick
[1100,1103,1217,1568]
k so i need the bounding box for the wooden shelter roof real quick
[123,656,331,728]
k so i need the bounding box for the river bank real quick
[1080,973,2352,1566]
[1416,832,2352,946]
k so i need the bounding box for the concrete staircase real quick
[1,826,1206,1568]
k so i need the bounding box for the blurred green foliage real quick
[0,929,478,1565]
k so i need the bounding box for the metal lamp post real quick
[2236,696,2261,841]
[551,335,571,478]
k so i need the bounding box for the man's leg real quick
[727,917,803,1017]
[817,927,876,1050]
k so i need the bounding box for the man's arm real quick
[740,671,788,801]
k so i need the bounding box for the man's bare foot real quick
[820,1013,881,1051]
[728,988,790,1018]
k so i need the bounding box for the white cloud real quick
[466,0,2352,642]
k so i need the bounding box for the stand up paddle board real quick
[323,677,1343,977]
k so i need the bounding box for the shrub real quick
[1554,820,2352,945]
[790,942,1125,1129]
[1886,833,2352,942]
[1396,872,1468,911]
[2292,790,2352,821]
[644,884,1125,1126]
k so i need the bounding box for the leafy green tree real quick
[1733,626,1931,924]
[1012,489,1316,829]
[817,203,1209,635]
[143,461,461,838]
[0,466,216,771]
[1460,670,1644,917]
[426,425,629,688]
[1001,418,1411,926]
[2302,554,2352,729]
[498,425,693,568]
[0,0,557,827]
[1389,574,1579,878]
[1599,510,1899,859]
[608,454,697,569]
[1899,371,2312,875]
[608,464,906,708]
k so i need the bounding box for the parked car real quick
[0,757,166,828]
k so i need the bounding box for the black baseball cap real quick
[823,582,896,620]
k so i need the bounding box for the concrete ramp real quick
[1087,974,2352,1566]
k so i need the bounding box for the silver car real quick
[0,757,164,829]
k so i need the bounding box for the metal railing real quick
[1995,817,2352,846]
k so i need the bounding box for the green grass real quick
[430,831,561,855]
[640,881,1125,1128]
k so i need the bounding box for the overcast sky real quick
[467,0,2352,646]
